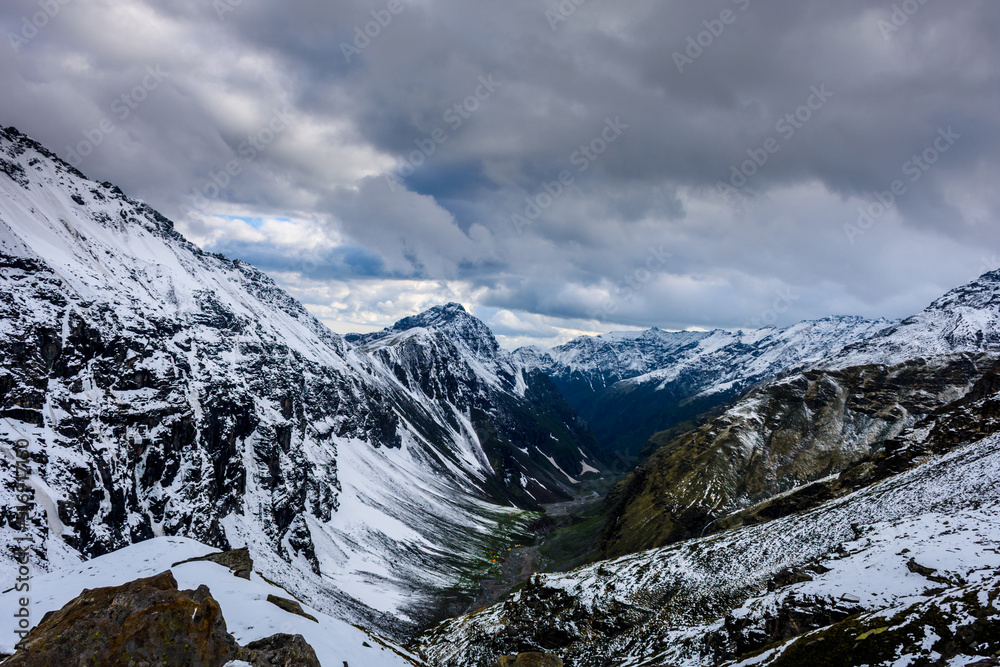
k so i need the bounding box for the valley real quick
[1,124,1000,665]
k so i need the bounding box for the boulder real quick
[266,594,319,623]
[495,652,565,667]
[236,633,321,666]
[5,571,238,666]
[173,547,254,579]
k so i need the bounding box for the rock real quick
[236,633,321,667]
[906,558,954,585]
[495,652,565,667]
[5,571,238,666]
[767,567,814,591]
[173,547,254,579]
[266,594,319,623]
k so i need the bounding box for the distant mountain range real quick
[516,317,894,459]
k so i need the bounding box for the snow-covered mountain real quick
[595,269,1000,559]
[418,385,1000,666]
[516,317,893,458]
[347,303,605,505]
[824,269,1000,369]
[0,125,601,636]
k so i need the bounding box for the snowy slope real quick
[516,317,891,456]
[417,430,1000,666]
[0,126,597,635]
[0,537,424,666]
[825,269,1000,369]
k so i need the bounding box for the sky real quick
[1,0,998,349]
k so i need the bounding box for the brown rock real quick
[173,547,254,579]
[236,633,322,666]
[5,570,238,667]
[266,594,319,623]
[495,652,565,667]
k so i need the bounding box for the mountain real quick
[597,269,1000,559]
[347,303,605,507]
[516,317,892,459]
[414,269,1000,666]
[417,386,1000,666]
[0,125,601,637]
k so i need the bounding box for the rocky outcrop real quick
[266,594,319,623]
[173,547,254,579]
[4,571,323,667]
[495,653,565,667]
[236,633,321,666]
[5,571,238,666]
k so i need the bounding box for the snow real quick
[420,432,1000,667]
[0,537,421,666]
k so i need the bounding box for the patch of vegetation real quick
[539,513,606,572]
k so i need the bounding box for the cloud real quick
[2,0,998,342]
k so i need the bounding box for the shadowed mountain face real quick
[0,125,603,636]
[516,317,893,460]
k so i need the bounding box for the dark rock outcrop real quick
[173,547,254,579]
[266,594,319,623]
[4,571,324,667]
[495,652,565,667]
[236,633,321,666]
[5,571,238,666]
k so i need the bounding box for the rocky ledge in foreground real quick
[3,571,319,667]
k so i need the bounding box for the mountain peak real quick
[346,302,503,360]
[390,302,471,331]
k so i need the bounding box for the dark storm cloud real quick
[1,0,998,340]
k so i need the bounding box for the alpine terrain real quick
[0,125,603,650]
[2,124,1000,667]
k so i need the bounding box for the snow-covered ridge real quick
[417,431,1000,666]
[823,269,1000,369]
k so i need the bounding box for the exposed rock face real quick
[5,571,238,667]
[173,547,254,579]
[600,354,996,558]
[496,652,565,666]
[236,633,321,667]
